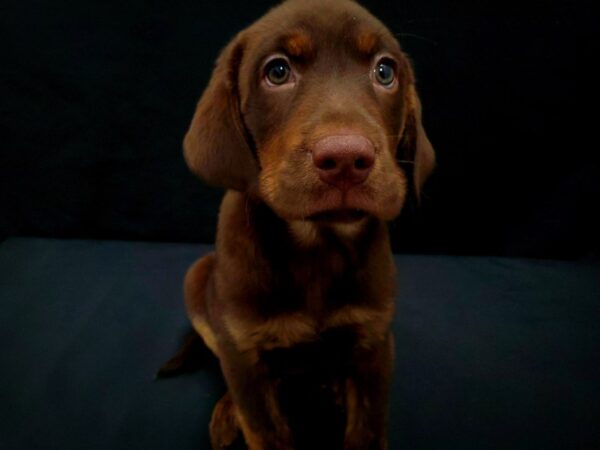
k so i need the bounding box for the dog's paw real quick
[210,393,241,449]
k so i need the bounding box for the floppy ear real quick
[183,33,259,191]
[398,77,436,201]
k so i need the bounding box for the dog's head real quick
[184,0,435,223]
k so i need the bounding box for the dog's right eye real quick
[265,58,292,85]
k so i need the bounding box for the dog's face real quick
[184,0,435,223]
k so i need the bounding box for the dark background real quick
[1,0,594,259]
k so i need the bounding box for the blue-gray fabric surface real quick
[1,238,598,449]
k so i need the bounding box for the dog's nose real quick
[312,135,375,190]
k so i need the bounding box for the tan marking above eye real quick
[283,32,314,58]
[356,31,380,57]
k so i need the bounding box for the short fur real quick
[179,1,435,448]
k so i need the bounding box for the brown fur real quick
[180,0,435,448]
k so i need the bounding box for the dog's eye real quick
[374,60,396,86]
[265,58,292,85]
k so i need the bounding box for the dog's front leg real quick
[220,352,293,450]
[344,332,393,450]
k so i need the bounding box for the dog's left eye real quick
[374,60,396,86]
[265,58,292,85]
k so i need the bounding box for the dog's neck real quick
[216,191,395,317]
[219,190,382,262]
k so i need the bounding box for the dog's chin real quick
[268,196,404,224]
[261,178,407,223]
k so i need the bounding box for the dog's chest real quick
[226,299,392,361]
[223,217,394,355]
[261,325,358,377]
[285,244,373,312]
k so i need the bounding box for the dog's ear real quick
[183,33,258,191]
[398,66,436,201]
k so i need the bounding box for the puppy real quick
[179,0,435,448]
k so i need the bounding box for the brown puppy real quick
[182,0,435,448]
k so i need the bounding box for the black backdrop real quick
[1,0,595,259]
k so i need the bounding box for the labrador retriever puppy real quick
[174,0,434,448]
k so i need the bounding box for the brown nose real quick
[312,135,375,190]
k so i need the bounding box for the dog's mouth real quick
[307,209,368,223]
[301,185,376,222]
[264,168,405,223]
